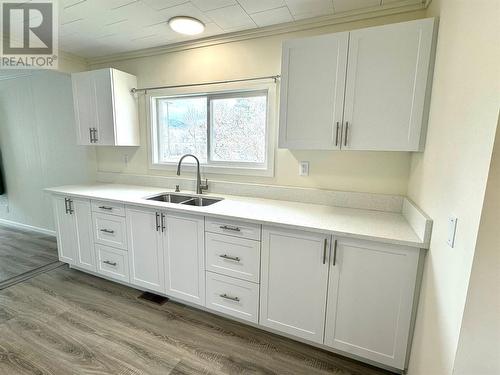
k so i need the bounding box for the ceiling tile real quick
[383,0,421,3]
[109,1,166,27]
[206,4,256,30]
[285,0,333,16]
[190,0,237,12]
[55,0,421,58]
[141,0,187,11]
[251,7,293,27]
[237,0,286,14]
[108,0,139,9]
[156,2,213,24]
[332,0,381,13]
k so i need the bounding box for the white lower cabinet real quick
[126,206,165,293]
[93,212,127,250]
[53,195,95,271]
[95,243,129,283]
[260,226,330,344]
[52,195,423,372]
[163,212,205,306]
[324,238,421,369]
[206,271,259,323]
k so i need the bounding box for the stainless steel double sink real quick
[145,193,222,207]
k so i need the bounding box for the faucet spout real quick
[176,154,208,194]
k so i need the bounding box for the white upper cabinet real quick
[279,18,437,151]
[343,18,436,151]
[279,33,348,149]
[260,226,330,344]
[72,68,139,146]
[324,237,421,369]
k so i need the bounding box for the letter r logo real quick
[2,2,53,54]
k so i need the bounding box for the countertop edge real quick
[45,186,430,249]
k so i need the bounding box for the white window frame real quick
[147,81,276,177]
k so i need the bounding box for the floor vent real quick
[138,292,169,305]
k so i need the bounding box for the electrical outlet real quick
[299,161,309,176]
[447,217,458,248]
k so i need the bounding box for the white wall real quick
[407,0,500,374]
[90,10,428,196]
[0,71,96,232]
[452,119,500,375]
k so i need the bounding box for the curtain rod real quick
[130,75,280,94]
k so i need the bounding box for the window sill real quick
[149,162,274,177]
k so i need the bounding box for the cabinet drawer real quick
[206,233,260,283]
[91,200,125,216]
[205,217,261,241]
[205,272,259,323]
[93,213,127,250]
[96,244,129,283]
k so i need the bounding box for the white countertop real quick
[45,183,429,248]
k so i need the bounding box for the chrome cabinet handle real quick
[100,229,115,234]
[220,294,240,302]
[98,206,113,210]
[335,122,340,146]
[219,225,240,232]
[155,212,160,231]
[344,122,349,147]
[323,239,327,264]
[219,254,241,262]
[333,239,338,266]
[92,128,98,143]
[161,213,166,232]
[67,199,74,214]
[103,260,117,266]
[89,128,94,143]
[64,198,69,214]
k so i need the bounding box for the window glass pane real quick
[210,95,267,164]
[157,97,207,163]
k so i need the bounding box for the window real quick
[150,86,274,176]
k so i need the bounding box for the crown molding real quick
[88,1,427,66]
[59,50,87,65]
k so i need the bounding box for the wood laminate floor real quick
[0,266,394,375]
[0,225,59,283]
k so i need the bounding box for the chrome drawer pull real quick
[98,206,113,210]
[100,229,115,234]
[219,225,241,232]
[103,260,117,266]
[219,254,241,262]
[220,293,240,302]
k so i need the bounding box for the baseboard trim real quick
[0,218,56,236]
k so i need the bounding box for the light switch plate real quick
[447,217,458,247]
[299,161,309,176]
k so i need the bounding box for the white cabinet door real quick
[71,68,139,146]
[325,237,421,370]
[126,206,164,293]
[343,18,436,151]
[72,72,96,145]
[72,198,95,272]
[92,69,115,145]
[53,195,77,263]
[52,196,94,270]
[163,212,205,306]
[279,32,348,149]
[260,226,330,343]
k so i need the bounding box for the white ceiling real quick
[59,0,424,59]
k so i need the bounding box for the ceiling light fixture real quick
[168,16,205,35]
